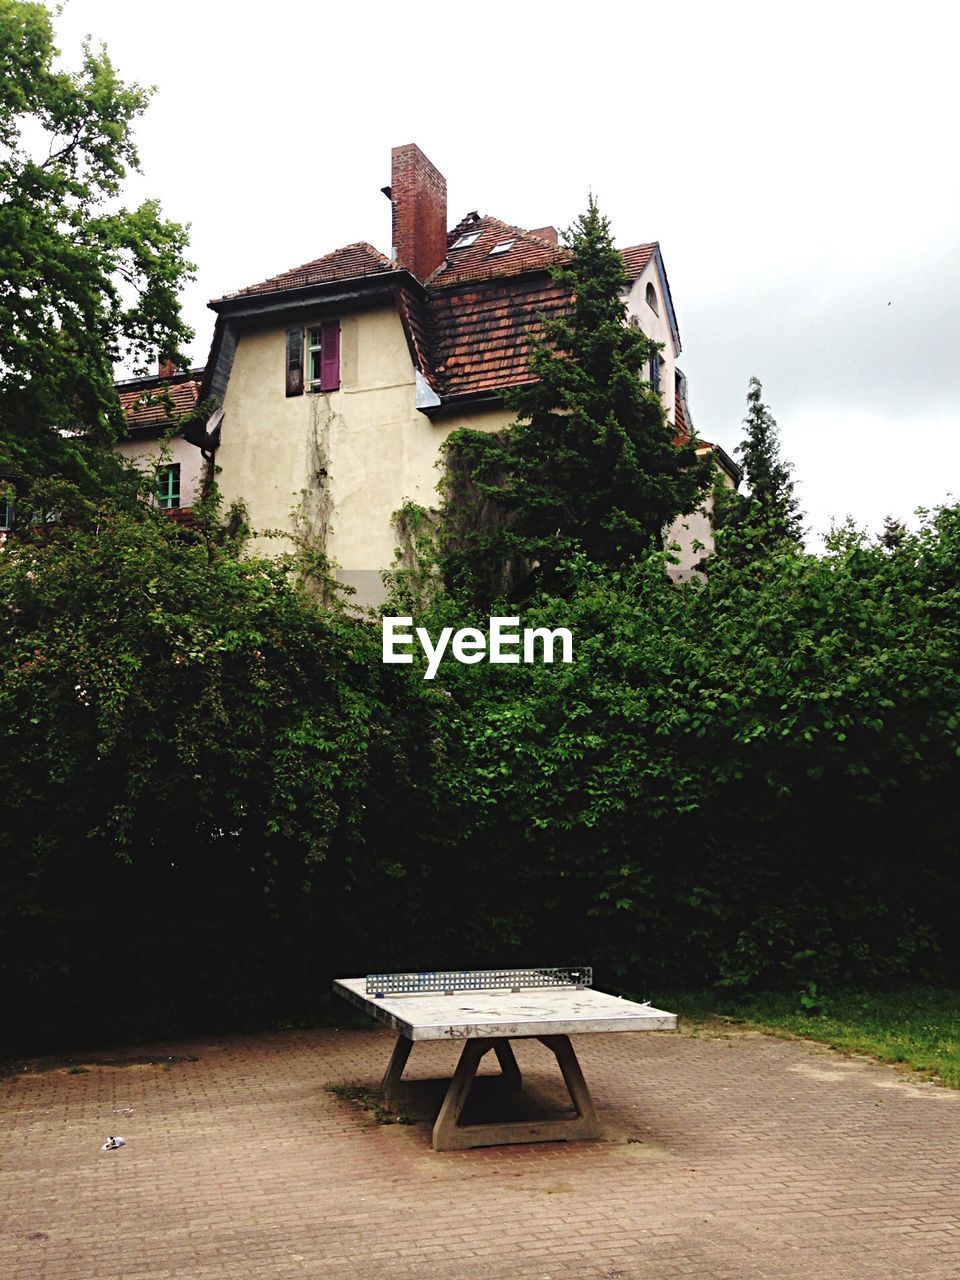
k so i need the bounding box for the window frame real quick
[308,326,324,392]
[287,320,340,396]
[157,462,181,511]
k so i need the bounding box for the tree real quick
[0,0,194,494]
[438,198,711,602]
[713,376,803,561]
[879,514,907,554]
[401,502,960,995]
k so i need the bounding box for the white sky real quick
[58,0,960,543]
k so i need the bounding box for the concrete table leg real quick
[380,1035,413,1109]
[381,1034,523,1115]
[432,1035,602,1152]
[432,1038,492,1150]
[537,1034,601,1134]
[492,1039,523,1093]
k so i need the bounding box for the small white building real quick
[115,362,206,519]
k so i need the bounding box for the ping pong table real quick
[333,967,677,1151]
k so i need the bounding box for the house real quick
[116,361,205,520]
[130,144,738,589]
[0,363,204,539]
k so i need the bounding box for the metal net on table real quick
[365,966,593,997]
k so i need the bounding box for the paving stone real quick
[1,1026,959,1278]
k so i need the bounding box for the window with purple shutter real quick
[319,319,340,391]
[286,327,304,397]
[307,321,341,392]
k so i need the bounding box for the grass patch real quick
[326,1082,414,1125]
[4,1050,201,1078]
[663,986,960,1088]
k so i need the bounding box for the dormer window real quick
[489,239,515,256]
[645,282,659,315]
[450,231,481,250]
[285,322,341,396]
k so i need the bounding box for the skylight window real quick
[450,232,481,250]
[488,239,515,256]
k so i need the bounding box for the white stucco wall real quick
[622,260,738,574]
[624,260,678,424]
[215,308,514,603]
[667,448,738,579]
[116,435,205,509]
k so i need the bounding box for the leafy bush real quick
[0,491,438,1049]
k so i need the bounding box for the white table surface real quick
[333,977,678,1041]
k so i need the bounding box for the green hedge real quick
[2,495,958,1052]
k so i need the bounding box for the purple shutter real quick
[319,320,340,391]
[285,327,303,397]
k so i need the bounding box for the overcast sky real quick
[58,0,960,544]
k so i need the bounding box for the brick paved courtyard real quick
[3,1022,959,1279]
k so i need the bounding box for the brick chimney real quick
[158,356,177,379]
[387,144,448,282]
[529,225,558,246]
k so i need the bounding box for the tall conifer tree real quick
[713,377,803,562]
[439,198,711,601]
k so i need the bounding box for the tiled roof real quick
[430,276,570,398]
[620,243,657,280]
[215,242,396,301]
[394,281,436,385]
[430,215,568,286]
[427,230,659,398]
[203,217,668,407]
[119,374,201,433]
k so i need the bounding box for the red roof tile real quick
[427,231,659,399]
[430,216,568,286]
[215,242,396,301]
[620,243,657,280]
[394,281,436,386]
[429,276,571,398]
[119,375,200,432]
